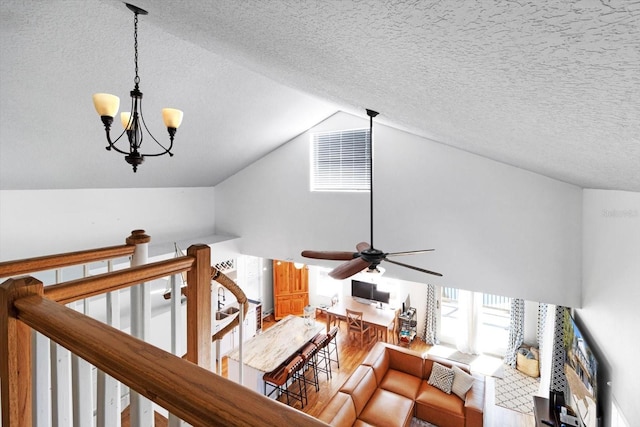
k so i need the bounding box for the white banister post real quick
[72,266,94,427]
[97,259,121,427]
[168,273,186,427]
[51,269,72,427]
[126,230,153,427]
[32,331,51,427]
[238,307,244,385]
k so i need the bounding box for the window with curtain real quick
[310,128,370,192]
[439,287,511,356]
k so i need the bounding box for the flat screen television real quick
[372,289,390,304]
[562,311,600,427]
[351,280,373,301]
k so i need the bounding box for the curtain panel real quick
[504,298,525,367]
[422,284,438,345]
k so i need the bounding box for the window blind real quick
[310,128,370,191]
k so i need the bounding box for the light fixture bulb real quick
[162,108,184,129]
[93,93,120,117]
[120,112,132,130]
[293,262,305,269]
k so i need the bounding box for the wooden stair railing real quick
[42,256,195,304]
[1,276,327,427]
[0,231,214,426]
[0,244,136,278]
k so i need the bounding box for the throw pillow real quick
[451,365,475,400]
[427,362,454,394]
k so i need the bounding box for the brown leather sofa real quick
[318,342,484,427]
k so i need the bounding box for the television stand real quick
[533,396,559,427]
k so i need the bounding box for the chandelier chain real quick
[133,12,140,86]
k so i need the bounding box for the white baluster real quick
[97,260,121,427]
[128,231,153,427]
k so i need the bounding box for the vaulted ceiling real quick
[1,0,638,191]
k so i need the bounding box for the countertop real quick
[227,315,323,372]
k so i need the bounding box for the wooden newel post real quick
[0,276,44,427]
[186,244,212,370]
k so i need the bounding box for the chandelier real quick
[92,3,183,173]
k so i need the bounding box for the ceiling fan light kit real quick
[92,3,183,173]
[302,109,442,280]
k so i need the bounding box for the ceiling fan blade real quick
[383,258,443,277]
[356,242,371,252]
[301,250,357,260]
[329,257,370,280]
[386,249,435,257]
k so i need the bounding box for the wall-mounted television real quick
[562,311,600,427]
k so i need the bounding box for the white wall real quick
[579,189,640,427]
[0,187,216,261]
[214,111,583,307]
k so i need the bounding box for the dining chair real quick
[389,308,401,344]
[346,309,372,348]
[330,294,343,329]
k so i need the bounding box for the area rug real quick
[494,364,540,414]
[410,418,437,427]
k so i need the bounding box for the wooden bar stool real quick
[297,342,319,393]
[326,325,340,369]
[263,355,306,408]
[312,333,332,380]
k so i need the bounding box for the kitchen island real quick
[227,314,323,394]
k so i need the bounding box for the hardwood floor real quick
[220,313,535,426]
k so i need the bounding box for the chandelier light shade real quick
[92,3,183,173]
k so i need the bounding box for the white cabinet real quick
[244,306,257,340]
[236,256,263,301]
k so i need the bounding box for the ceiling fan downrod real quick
[366,109,379,251]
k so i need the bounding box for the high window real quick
[310,129,370,192]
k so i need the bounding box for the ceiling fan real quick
[301,109,443,280]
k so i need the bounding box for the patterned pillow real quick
[451,365,475,400]
[427,362,455,394]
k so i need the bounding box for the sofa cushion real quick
[339,365,378,416]
[427,362,455,394]
[451,365,475,400]
[318,392,357,427]
[362,342,425,383]
[415,381,465,427]
[379,368,423,400]
[359,388,414,427]
[360,342,390,384]
[386,344,424,378]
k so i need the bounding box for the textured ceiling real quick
[1,0,639,191]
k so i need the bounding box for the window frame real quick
[309,128,371,192]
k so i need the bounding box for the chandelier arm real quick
[137,99,174,157]
[141,135,174,157]
[101,119,132,156]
